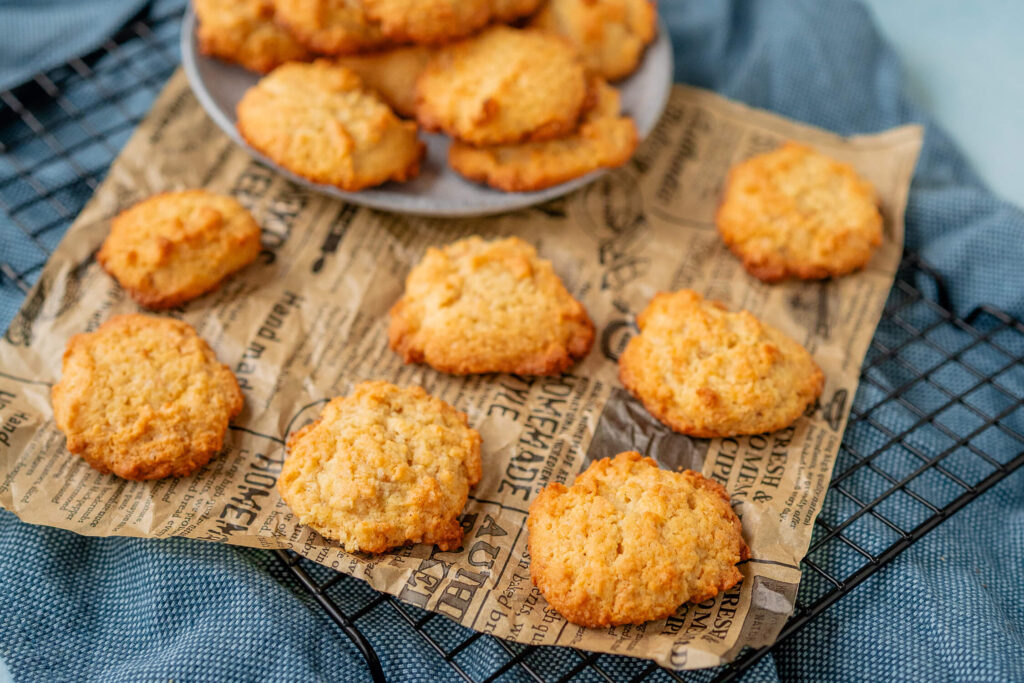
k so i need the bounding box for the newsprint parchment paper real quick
[0,71,922,669]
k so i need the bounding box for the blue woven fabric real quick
[0,0,149,92]
[1,1,1023,681]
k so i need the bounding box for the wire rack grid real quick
[1,3,1022,682]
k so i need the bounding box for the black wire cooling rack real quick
[1,2,1022,681]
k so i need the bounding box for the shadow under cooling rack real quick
[1,1,1022,681]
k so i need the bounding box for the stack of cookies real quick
[193,0,658,191]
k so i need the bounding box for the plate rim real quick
[179,8,674,218]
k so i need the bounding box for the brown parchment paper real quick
[0,70,922,669]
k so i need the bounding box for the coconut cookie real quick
[236,60,424,190]
[273,0,389,55]
[358,0,541,45]
[619,290,824,437]
[277,381,482,553]
[194,0,310,73]
[448,79,637,191]
[335,45,434,118]
[716,142,884,282]
[415,26,589,146]
[530,0,656,81]
[97,190,262,310]
[358,0,490,44]
[51,314,244,481]
[528,451,748,627]
[388,236,595,375]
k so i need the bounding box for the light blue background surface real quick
[861,0,1024,205]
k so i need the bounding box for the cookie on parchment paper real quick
[335,44,434,118]
[194,0,311,73]
[716,142,884,282]
[415,26,589,146]
[447,79,637,191]
[97,190,262,310]
[530,0,656,81]
[51,314,244,481]
[388,236,595,375]
[527,451,748,627]
[236,60,424,191]
[619,290,824,438]
[277,381,482,553]
[273,0,389,55]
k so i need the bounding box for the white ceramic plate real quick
[180,8,674,217]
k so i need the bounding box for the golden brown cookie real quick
[530,0,656,81]
[358,0,486,45]
[97,190,262,310]
[716,142,884,282]
[388,236,594,375]
[528,451,748,627]
[448,79,637,191]
[273,0,389,55]
[194,0,311,73]
[277,381,482,553]
[358,0,544,45]
[236,60,424,191]
[619,290,824,437]
[359,0,490,45]
[51,314,244,481]
[415,26,589,146]
[335,45,434,118]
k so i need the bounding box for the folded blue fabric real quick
[0,0,149,93]
[0,1,1022,682]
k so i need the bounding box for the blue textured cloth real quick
[1,1,1023,681]
[0,0,149,92]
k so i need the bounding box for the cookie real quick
[236,60,424,191]
[388,236,594,375]
[97,190,263,310]
[358,0,541,45]
[277,381,482,553]
[273,0,389,55]
[528,451,748,627]
[530,0,656,81]
[716,142,884,282]
[448,79,637,191]
[335,45,434,118]
[51,314,244,481]
[358,0,489,44]
[415,26,589,146]
[619,290,824,437]
[194,0,310,73]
